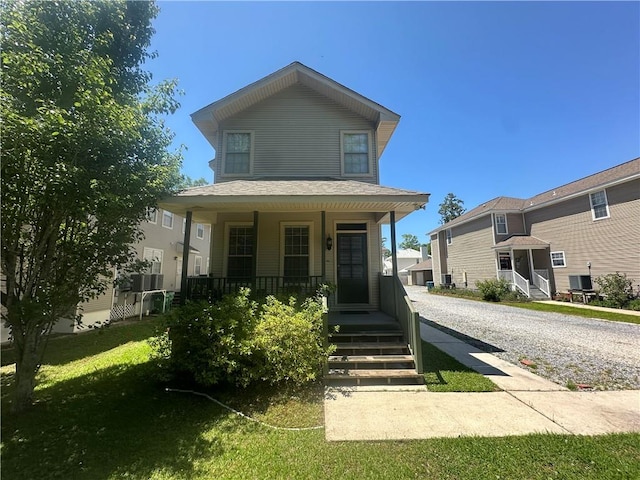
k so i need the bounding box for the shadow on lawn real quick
[1,317,161,367]
[1,361,238,480]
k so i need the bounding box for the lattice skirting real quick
[110,304,135,320]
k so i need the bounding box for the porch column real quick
[180,210,193,306]
[390,210,398,318]
[252,211,259,291]
[321,211,326,279]
[528,248,535,280]
[390,211,398,277]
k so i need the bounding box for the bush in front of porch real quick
[151,288,334,388]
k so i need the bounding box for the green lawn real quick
[2,318,638,479]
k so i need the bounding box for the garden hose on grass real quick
[165,388,324,431]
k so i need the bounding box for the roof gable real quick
[191,62,400,159]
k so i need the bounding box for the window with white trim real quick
[143,248,163,274]
[495,214,508,235]
[342,132,370,174]
[550,251,566,268]
[194,256,203,276]
[446,229,452,245]
[589,190,610,220]
[147,208,157,224]
[224,132,252,174]
[182,218,186,234]
[162,210,173,229]
[282,225,310,282]
[196,223,205,239]
[227,226,253,279]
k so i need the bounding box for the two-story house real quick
[159,62,430,384]
[160,62,429,311]
[430,157,640,298]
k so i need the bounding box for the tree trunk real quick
[11,326,41,413]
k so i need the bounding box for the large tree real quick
[399,234,421,251]
[438,193,466,224]
[1,0,182,411]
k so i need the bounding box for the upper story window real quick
[446,228,452,245]
[223,131,253,175]
[162,210,173,229]
[342,132,370,175]
[495,214,508,234]
[589,190,610,220]
[196,223,205,239]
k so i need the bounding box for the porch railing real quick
[379,274,423,374]
[185,276,324,302]
[498,270,530,297]
[532,270,550,297]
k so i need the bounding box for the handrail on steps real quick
[379,274,423,374]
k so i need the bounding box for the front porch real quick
[494,235,552,299]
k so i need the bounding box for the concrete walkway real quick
[324,322,640,441]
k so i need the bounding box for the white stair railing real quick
[512,271,530,297]
[532,271,550,297]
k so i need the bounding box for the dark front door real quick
[337,233,369,304]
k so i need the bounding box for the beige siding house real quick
[159,62,430,312]
[430,158,640,298]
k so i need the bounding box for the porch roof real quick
[492,235,549,250]
[159,179,429,223]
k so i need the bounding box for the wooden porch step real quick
[324,368,423,386]
[328,354,415,369]
[330,331,404,343]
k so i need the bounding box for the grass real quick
[501,301,640,324]
[2,318,639,480]
[429,289,640,324]
[422,341,499,392]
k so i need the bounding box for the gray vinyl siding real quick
[526,179,640,293]
[493,212,525,243]
[215,83,378,183]
[80,284,114,314]
[445,215,496,287]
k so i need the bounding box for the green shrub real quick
[151,289,333,388]
[475,278,511,302]
[160,288,259,387]
[253,295,334,385]
[594,272,634,309]
[627,299,640,311]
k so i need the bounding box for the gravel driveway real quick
[405,286,640,390]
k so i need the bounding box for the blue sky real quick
[147,1,639,246]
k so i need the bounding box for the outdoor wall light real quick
[326,235,333,251]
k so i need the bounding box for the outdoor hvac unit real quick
[131,274,152,292]
[441,274,452,285]
[568,275,592,291]
[149,273,164,290]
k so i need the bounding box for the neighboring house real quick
[383,248,422,276]
[0,211,211,342]
[159,61,429,312]
[430,157,640,298]
[407,258,433,286]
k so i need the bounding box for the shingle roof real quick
[179,179,425,197]
[430,157,640,234]
[493,235,549,249]
[407,258,433,271]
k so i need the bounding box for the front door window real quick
[337,232,369,304]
